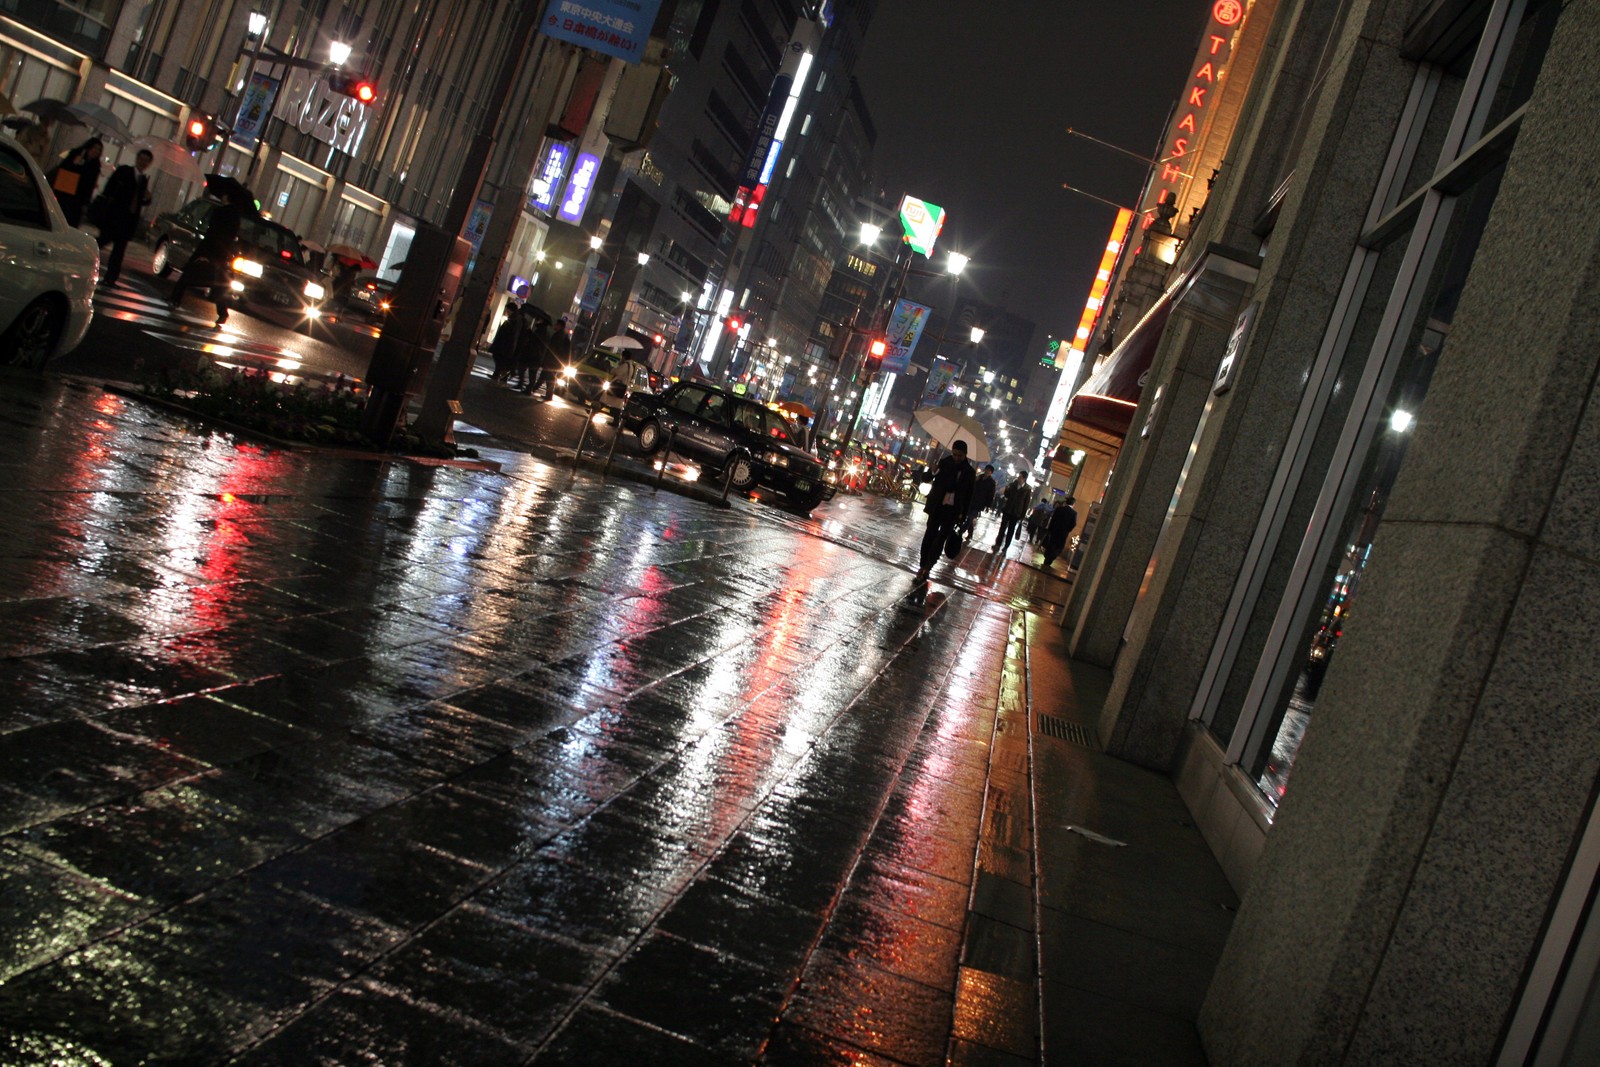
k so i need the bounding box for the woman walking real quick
[47,138,103,226]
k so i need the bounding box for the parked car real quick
[555,348,630,403]
[148,198,326,321]
[342,274,395,320]
[621,380,836,511]
[0,132,98,369]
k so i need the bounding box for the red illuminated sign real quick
[1141,7,1240,227]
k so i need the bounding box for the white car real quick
[0,131,98,369]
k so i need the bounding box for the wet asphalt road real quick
[0,345,1076,1063]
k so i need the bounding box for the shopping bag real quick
[51,168,80,197]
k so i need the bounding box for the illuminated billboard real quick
[899,195,946,257]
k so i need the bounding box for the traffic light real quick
[328,72,378,105]
[866,338,888,371]
[184,112,217,151]
[726,317,743,333]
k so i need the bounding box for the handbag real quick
[51,168,80,197]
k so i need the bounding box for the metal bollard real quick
[571,397,599,469]
[720,458,737,502]
[601,408,625,478]
[653,426,676,491]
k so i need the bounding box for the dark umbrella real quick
[521,305,553,325]
[204,172,252,204]
[19,98,80,124]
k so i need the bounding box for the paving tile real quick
[594,930,791,1058]
[533,1002,743,1065]
[782,950,955,1067]
[1039,980,1208,1066]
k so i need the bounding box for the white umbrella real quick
[913,406,992,462]
[64,103,135,143]
[131,137,204,184]
[598,334,645,351]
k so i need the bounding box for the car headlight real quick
[378,299,392,311]
[303,281,326,300]
[761,451,789,467]
[231,257,264,278]
[562,365,578,379]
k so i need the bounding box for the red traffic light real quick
[869,339,888,357]
[184,113,217,151]
[188,118,206,138]
[329,72,378,104]
[727,317,743,332]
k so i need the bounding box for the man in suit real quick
[95,148,153,286]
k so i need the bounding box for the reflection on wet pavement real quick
[0,376,1063,1063]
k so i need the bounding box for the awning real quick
[1063,245,1259,442]
[1065,296,1175,438]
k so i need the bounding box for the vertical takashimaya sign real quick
[1140,0,1241,223]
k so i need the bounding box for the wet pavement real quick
[0,367,1234,1065]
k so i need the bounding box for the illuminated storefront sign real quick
[899,195,946,257]
[1060,207,1134,372]
[1141,5,1239,224]
[558,151,601,223]
[530,142,573,214]
[730,34,816,229]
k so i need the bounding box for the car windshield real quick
[586,351,622,373]
[239,216,305,263]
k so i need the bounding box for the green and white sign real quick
[898,195,946,257]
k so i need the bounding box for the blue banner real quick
[540,0,663,65]
[579,268,609,312]
[233,72,280,149]
[883,298,931,375]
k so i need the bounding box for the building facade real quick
[1050,0,1600,1060]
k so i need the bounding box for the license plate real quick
[795,480,810,491]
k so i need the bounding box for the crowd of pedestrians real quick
[489,302,572,399]
[910,448,1081,589]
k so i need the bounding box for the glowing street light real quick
[860,222,882,245]
[947,252,969,276]
[329,40,352,65]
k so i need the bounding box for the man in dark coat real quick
[965,464,997,537]
[170,188,246,326]
[535,317,571,400]
[914,439,976,584]
[1042,494,1079,569]
[489,303,523,383]
[95,148,153,286]
[996,472,1031,553]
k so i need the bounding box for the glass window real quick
[668,384,707,415]
[0,144,51,229]
[698,393,731,426]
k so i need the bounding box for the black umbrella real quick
[204,172,252,204]
[19,98,80,124]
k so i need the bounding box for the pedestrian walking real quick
[169,187,246,326]
[966,464,996,538]
[46,137,102,227]
[913,439,975,585]
[489,303,523,383]
[512,305,543,393]
[92,148,153,286]
[996,472,1030,552]
[1026,499,1052,545]
[17,116,54,168]
[1042,495,1078,569]
[536,317,571,400]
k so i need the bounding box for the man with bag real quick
[169,187,247,327]
[995,471,1031,553]
[913,439,975,585]
[92,148,153,287]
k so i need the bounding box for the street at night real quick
[10,0,1584,1060]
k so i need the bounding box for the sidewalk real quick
[0,370,1232,1064]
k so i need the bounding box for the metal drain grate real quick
[1038,714,1096,748]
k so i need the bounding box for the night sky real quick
[854,0,1213,349]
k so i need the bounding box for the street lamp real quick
[860,222,882,245]
[329,40,352,66]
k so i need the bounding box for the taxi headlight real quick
[303,281,326,301]
[231,257,264,278]
[562,365,578,379]
[762,451,788,467]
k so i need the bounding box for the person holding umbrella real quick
[170,179,249,326]
[47,137,102,226]
[93,148,153,286]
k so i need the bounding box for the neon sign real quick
[1142,7,1238,225]
[558,152,600,224]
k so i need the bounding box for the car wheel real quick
[0,295,65,371]
[151,239,172,277]
[727,452,757,491]
[636,418,666,455]
[1,297,65,370]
